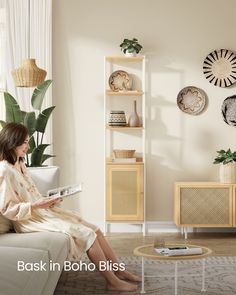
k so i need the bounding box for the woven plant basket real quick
[113,149,135,158]
[219,162,236,183]
[12,59,47,87]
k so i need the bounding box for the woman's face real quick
[15,136,30,159]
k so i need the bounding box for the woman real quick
[0,122,140,291]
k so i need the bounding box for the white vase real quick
[219,162,236,183]
[27,166,60,195]
[128,100,140,127]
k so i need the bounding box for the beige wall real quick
[52,0,236,224]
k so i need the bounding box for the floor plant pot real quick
[219,162,236,183]
[27,166,60,195]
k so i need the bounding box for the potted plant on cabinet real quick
[120,38,143,57]
[0,80,59,194]
[213,149,236,183]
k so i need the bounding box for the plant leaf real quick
[31,80,52,111]
[4,92,23,123]
[41,154,55,164]
[0,120,6,128]
[23,112,36,136]
[28,136,36,154]
[35,106,55,133]
[30,144,50,167]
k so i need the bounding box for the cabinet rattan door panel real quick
[233,185,236,227]
[106,164,144,221]
[179,186,232,226]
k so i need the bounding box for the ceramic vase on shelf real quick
[128,100,140,127]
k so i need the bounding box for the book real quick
[47,184,82,198]
[155,246,203,256]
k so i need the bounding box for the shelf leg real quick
[184,227,188,240]
[142,222,146,236]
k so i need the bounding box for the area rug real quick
[54,256,236,295]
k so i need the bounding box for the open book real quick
[47,184,82,198]
[155,246,203,256]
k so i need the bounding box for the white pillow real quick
[0,214,12,233]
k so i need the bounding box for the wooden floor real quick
[106,232,236,256]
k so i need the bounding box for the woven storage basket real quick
[12,59,46,87]
[219,162,236,183]
[113,149,135,158]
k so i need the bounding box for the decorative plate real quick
[109,70,132,92]
[222,95,236,126]
[177,86,206,115]
[203,49,236,87]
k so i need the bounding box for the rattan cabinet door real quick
[175,183,232,227]
[106,164,144,221]
[233,185,236,227]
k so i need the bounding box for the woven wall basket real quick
[11,59,46,87]
[219,162,236,183]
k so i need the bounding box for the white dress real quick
[0,160,97,260]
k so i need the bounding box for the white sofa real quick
[0,166,70,295]
[0,230,69,295]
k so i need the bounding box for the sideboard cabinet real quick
[174,182,236,238]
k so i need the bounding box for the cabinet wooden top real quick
[175,182,236,186]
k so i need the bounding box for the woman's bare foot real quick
[107,279,138,291]
[116,270,142,282]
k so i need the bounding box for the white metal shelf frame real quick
[103,56,146,235]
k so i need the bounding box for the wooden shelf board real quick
[106,158,144,165]
[106,125,144,130]
[106,56,144,62]
[106,90,144,96]
[105,220,144,223]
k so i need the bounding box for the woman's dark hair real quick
[0,123,29,165]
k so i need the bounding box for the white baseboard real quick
[90,221,236,234]
[92,221,180,233]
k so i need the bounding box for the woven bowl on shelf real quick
[113,149,135,158]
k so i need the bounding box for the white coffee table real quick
[134,243,212,295]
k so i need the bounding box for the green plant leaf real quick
[41,154,55,164]
[30,144,50,167]
[31,80,52,111]
[4,92,23,123]
[28,136,36,154]
[23,112,36,136]
[35,106,55,133]
[0,120,6,128]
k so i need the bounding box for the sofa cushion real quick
[0,231,69,262]
[0,214,13,234]
[0,246,49,295]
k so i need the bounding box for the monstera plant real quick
[0,80,55,167]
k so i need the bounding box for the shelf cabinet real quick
[174,182,236,237]
[104,56,146,234]
[106,163,144,221]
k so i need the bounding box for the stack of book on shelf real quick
[154,246,203,256]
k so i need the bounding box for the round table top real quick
[133,244,212,261]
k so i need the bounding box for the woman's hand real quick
[31,197,62,210]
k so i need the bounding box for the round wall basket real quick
[177,86,206,115]
[203,49,236,88]
[222,95,236,126]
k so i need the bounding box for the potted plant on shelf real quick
[120,38,143,57]
[213,149,236,183]
[0,80,59,194]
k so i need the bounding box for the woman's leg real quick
[96,229,141,282]
[87,237,138,291]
